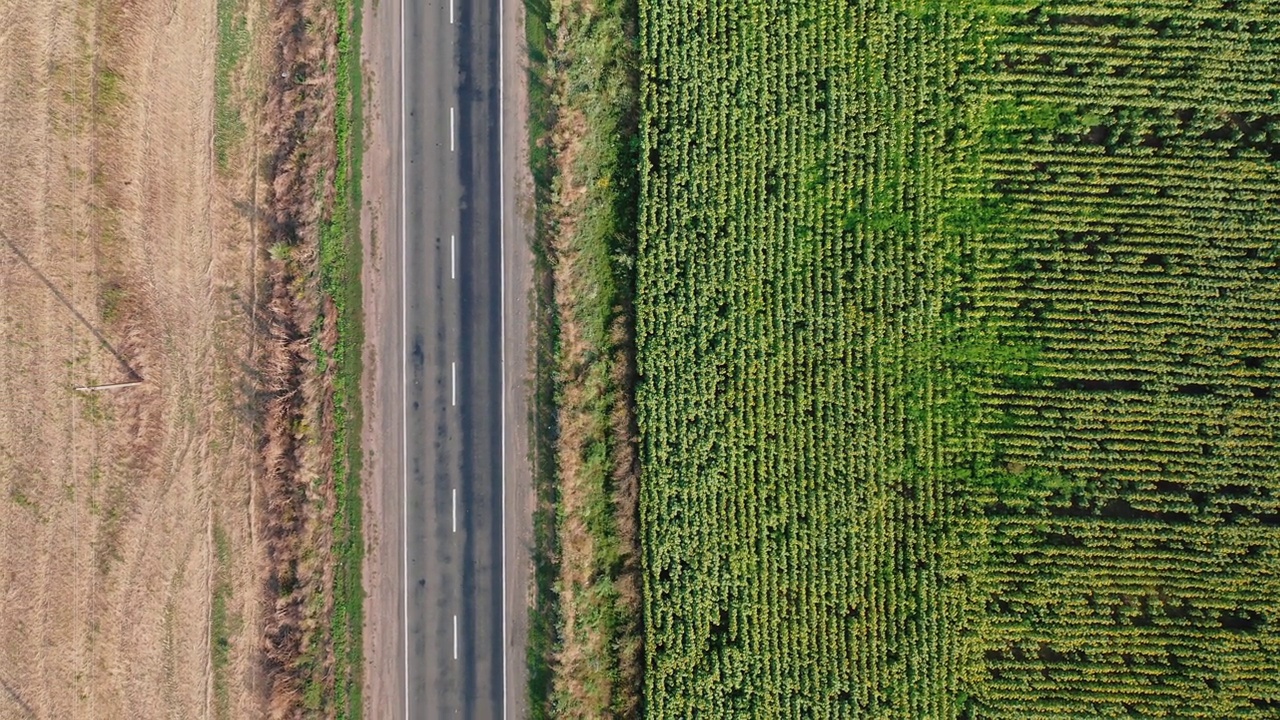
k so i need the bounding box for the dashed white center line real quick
[453,614,458,660]
[449,0,454,24]
[451,234,456,280]
[450,107,455,152]
[452,487,457,533]
[452,361,457,406]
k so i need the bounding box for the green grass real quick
[78,392,112,424]
[8,483,40,518]
[524,0,554,191]
[214,0,250,168]
[318,0,365,716]
[100,282,125,323]
[96,67,126,115]
[211,524,236,719]
[523,2,561,716]
[525,0,644,715]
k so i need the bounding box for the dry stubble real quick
[0,0,267,717]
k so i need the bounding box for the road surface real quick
[393,0,515,715]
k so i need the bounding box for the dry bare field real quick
[0,0,270,716]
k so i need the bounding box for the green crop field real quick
[635,0,1280,717]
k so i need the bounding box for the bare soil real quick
[0,0,269,717]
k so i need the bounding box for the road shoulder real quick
[359,0,405,715]
[501,0,536,714]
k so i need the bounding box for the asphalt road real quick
[399,0,506,716]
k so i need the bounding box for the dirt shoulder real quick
[357,0,403,715]
[501,0,537,712]
[0,0,267,717]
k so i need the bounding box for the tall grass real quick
[524,0,560,713]
[525,0,644,716]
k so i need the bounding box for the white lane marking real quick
[451,234,456,280]
[452,487,457,533]
[453,614,458,660]
[399,0,409,712]
[451,361,457,406]
[450,106,455,152]
[499,0,508,708]
[449,0,454,24]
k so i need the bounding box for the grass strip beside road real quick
[524,0,560,713]
[319,0,365,716]
[525,0,644,716]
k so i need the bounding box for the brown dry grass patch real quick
[253,0,356,716]
[0,0,268,716]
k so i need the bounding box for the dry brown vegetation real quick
[254,0,350,715]
[0,0,355,716]
[0,0,267,716]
